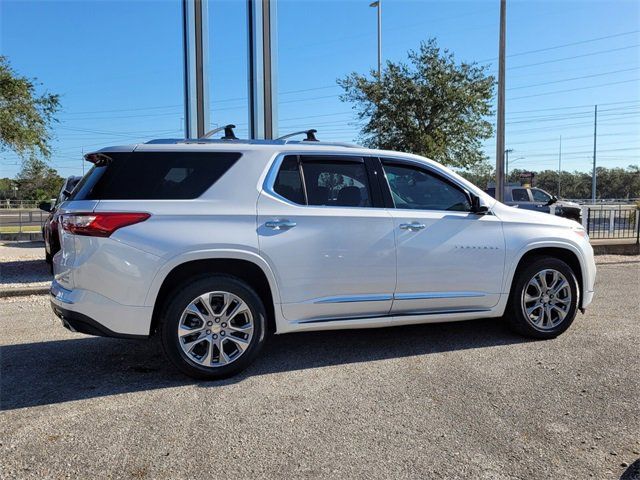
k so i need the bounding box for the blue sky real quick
[1,0,639,179]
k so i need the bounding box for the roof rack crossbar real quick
[276,129,318,142]
[200,124,238,140]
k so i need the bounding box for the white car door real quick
[257,154,396,323]
[380,159,506,315]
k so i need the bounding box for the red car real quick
[40,176,82,264]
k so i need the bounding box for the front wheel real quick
[505,257,579,339]
[160,275,267,379]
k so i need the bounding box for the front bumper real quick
[50,280,152,338]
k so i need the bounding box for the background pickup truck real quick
[485,186,582,223]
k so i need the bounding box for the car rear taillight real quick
[60,212,150,237]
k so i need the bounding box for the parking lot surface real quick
[1,257,639,479]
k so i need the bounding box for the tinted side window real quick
[72,152,241,200]
[382,163,471,211]
[300,158,372,207]
[273,156,305,205]
[511,189,530,202]
[531,188,551,203]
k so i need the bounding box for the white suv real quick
[51,136,596,379]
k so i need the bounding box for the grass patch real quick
[0,226,41,233]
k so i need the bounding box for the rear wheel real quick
[505,257,579,339]
[160,275,266,379]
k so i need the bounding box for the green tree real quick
[15,157,63,201]
[0,177,17,200]
[0,56,60,159]
[457,161,494,189]
[466,166,640,200]
[338,39,495,169]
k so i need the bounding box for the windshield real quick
[531,188,552,203]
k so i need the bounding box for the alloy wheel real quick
[521,269,572,330]
[177,291,254,367]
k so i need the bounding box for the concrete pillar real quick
[182,0,210,138]
[247,0,278,139]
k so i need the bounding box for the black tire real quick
[505,256,579,339]
[160,275,267,380]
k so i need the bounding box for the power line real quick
[477,30,640,63]
[498,44,640,71]
[507,67,640,91]
[509,78,639,101]
[506,99,640,115]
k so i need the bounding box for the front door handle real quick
[399,222,426,231]
[265,219,297,230]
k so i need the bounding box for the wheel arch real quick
[507,243,585,308]
[146,250,281,336]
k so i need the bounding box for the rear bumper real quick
[50,280,152,338]
[52,303,146,339]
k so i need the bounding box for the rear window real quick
[71,152,241,200]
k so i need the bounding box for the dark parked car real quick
[485,186,582,223]
[39,176,82,264]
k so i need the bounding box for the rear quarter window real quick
[72,152,241,200]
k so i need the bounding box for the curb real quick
[0,285,50,298]
[592,243,639,255]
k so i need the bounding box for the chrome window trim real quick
[262,151,480,212]
[262,151,380,209]
[379,157,479,214]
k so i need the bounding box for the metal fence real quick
[0,199,41,209]
[582,205,640,242]
[0,209,47,241]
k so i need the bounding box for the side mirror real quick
[547,195,558,205]
[38,201,52,213]
[470,194,489,215]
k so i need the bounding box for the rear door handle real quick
[399,222,426,231]
[265,219,297,230]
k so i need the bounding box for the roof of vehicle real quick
[84,137,494,202]
[88,137,429,163]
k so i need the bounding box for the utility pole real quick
[370,1,382,78]
[505,148,513,180]
[591,105,598,203]
[495,0,507,202]
[557,135,562,197]
[370,1,382,145]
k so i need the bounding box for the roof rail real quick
[276,129,318,142]
[200,124,238,140]
[143,136,361,148]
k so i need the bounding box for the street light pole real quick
[370,1,382,78]
[591,105,598,203]
[495,0,507,202]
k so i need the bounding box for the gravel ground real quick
[1,257,639,479]
[0,241,46,261]
[0,242,50,290]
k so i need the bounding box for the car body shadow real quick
[1,240,45,249]
[0,260,51,285]
[1,318,526,411]
[620,458,640,480]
